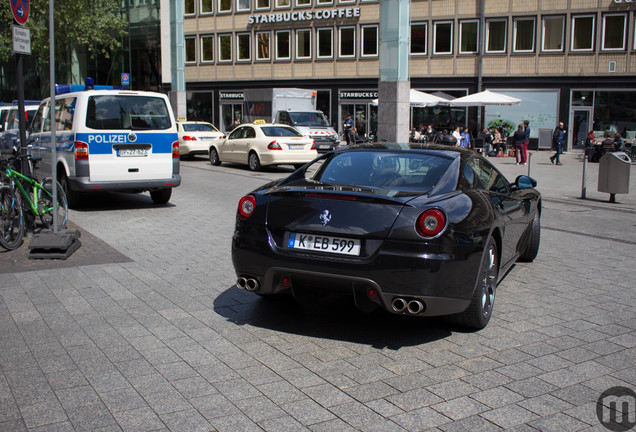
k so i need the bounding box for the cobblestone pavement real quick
[0,149,634,431]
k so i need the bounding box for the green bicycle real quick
[0,154,68,250]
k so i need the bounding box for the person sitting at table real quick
[492,128,504,155]
[613,133,624,152]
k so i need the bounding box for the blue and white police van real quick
[29,80,180,207]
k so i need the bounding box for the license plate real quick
[117,148,148,157]
[318,144,331,149]
[287,232,361,256]
[288,144,304,150]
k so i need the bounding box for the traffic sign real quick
[121,73,130,86]
[11,0,30,26]
[12,26,31,55]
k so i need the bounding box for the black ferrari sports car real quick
[232,144,541,329]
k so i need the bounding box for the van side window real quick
[32,103,48,133]
[55,97,76,131]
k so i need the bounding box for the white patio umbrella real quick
[449,90,521,107]
[371,89,449,107]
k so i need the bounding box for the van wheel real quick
[209,147,221,166]
[150,188,172,204]
[60,174,81,209]
[248,152,261,171]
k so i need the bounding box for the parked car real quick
[231,144,541,329]
[177,121,224,159]
[209,121,318,171]
[0,103,39,156]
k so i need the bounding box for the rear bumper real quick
[259,151,318,166]
[68,174,181,192]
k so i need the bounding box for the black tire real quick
[248,152,261,171]
[40,179,68,231]
[0,185,24,250]
[60,173,81,209]
[150,188,172,204]
[446,237,499,330]
[209,147,221,166]
[518,213,541,262]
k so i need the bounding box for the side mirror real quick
[515,175,537,190]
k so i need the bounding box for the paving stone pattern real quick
[0,150,634,431]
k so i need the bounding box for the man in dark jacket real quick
[550,121,566,165]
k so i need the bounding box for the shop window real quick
[185,0,195,15]
[219,34,232,61]
[317,28,333,58]
[237,0,250,11]
[218,0,231,12]
[602,13,626,51]
[276,30,290,59]
[201,0,213,13]
[514,18,535,52]
[296,29,312,59]
[433,21,453,55]
[276,0,290,7]
[339,27,355,57]
[185,37,196,63]
[256,32,270,60]
[542,16,564,52]
[256,0,269,8]
[571,15,594,51]
[361,25,378,57]
[187,91,213,122]
[410,23,427,55]
[459,20,478,54]
[486,19,506,53]
[201,35,214,62]
[237,33,251,61]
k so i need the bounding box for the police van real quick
[29,80,180,207]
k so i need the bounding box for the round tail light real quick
[416,208,447,238]
[238,195,256,218]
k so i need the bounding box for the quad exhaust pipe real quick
[392,297,426,315]
[236,277,259,291]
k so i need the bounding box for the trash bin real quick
[598,151,631,202]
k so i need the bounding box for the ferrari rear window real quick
[317,151,452,190]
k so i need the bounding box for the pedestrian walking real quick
[513,124,526,165]
[343,114,354,145]
[522,120,530,165]
[460,127,471,149]
[550,121,566,165]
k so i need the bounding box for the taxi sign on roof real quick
[253,119,266,124]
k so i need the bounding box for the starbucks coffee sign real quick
[249,7,360,24]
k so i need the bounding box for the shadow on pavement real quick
[214,287,453,350]
[68,191,176,211]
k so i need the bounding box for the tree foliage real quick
[0,0,128,66]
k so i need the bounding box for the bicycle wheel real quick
[39,178,68,230]
[0,185,24,250]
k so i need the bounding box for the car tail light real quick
[416,208,447,238]
[238,195,256,218]
[172,141,179,158]
[74,142,88,160]
[267,141,282,150]
[182,135,196,141]
[310,141,316,151]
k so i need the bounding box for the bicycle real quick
[0,154,68,250]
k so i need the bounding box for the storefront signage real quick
[220,92,244,99]
[249,7,360,25]
[339,90,378,99]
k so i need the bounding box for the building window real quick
[201,35,214,62]
[237,0,250,11]
[339,0,355,3]
[218,0,231,12]
[317,0,332,4]
[219,34,232,61]
[486,19,506,53]
[602,13,626,50]
[185,37,196,63]
[361,25,378,57]
[514,17,535,52]
[433,21,453,54]
[296,0,310,6]
[410,23,427,55]
[339,27,355,57]
[571,15,594,51]
[276,30,290,59]
[276,0,290,7]
[201,0,213,14]
[296,29,311,59]
[459,20,478,54]
[542,16,564,52]
[317,28,333,58]
[256,32,270,60]
[237,33,251,60]
[255,0,269,8]
[185,0,195,15]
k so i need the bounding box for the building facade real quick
[182,0,636,149]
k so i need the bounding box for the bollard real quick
[581,156,587,199]
[527,153,532,177]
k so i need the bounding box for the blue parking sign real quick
[121,73,129,86]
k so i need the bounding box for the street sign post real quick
[12,26,31,55]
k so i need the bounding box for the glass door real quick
[570,107,593,149]
[221,103,243,133]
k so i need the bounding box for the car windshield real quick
[261,126,303,137]
[314,151,452,190]
[288,112,329,127]
[86,95,172,130]
[182,123,218,132]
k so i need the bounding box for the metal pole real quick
[527,152,532,177]
[581,156,587,199]
[50,0,58,232]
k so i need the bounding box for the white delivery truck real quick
[242,88,339,153]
